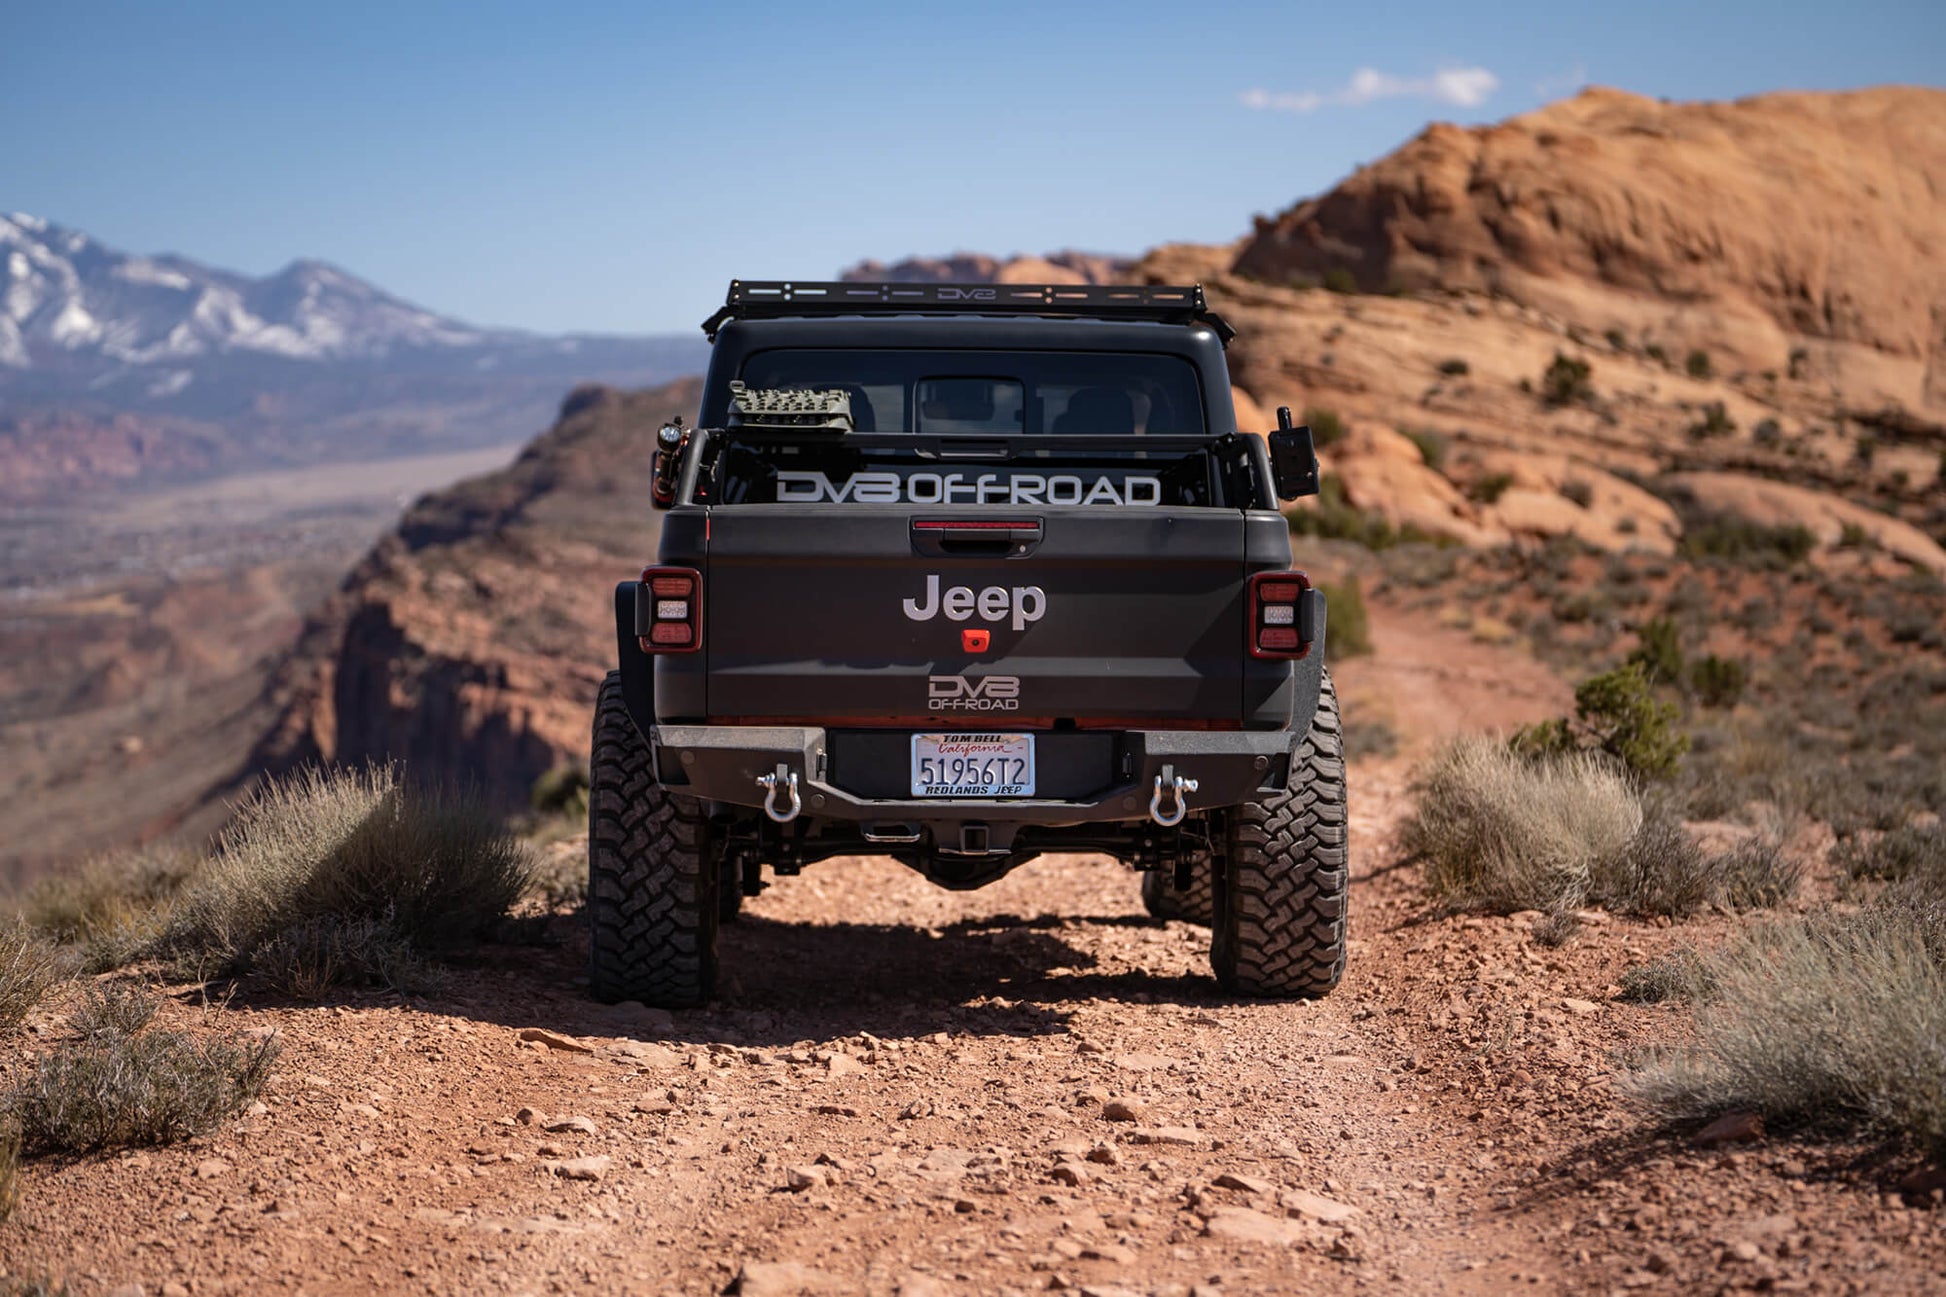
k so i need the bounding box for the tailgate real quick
[703,506,1246,725]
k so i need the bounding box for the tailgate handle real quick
[911,518,1043,558]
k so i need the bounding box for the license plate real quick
[911,733,1035,798]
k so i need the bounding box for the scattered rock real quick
[1050,1163,1089,1186]
[1561,997,1601,1016]
[1695,1111,1765,1148]
[548,1156,611,1182]
[825,1052,859,1077]
[1281,1188,1358,1223]
[1202,1206,1307,1246]
[1128,1126,1206,1146]
[516,1106,544,1125]
[613,1040,679,1066]
[517,1028,593,1054]
[1101,1098,1147,1123]
[786,1165,828,1192]
[1897,1164,1946,1194]
[730,1261,845,1296]
[544,1116,598,1135]
[1086,1143,1121,1165]
[194,1159,231,1180]
[1080,1243,1136,1264]
[899,1099,933,1120]
[1214,1171,1273,1195]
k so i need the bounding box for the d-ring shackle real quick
[755,764,801,823]
[1149,765,1199,827]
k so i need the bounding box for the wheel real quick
[1210,667,1348,998]
[587,671,720,1007]
[1140,865,1213,925]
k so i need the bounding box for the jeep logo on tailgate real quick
[902,575,1046,630]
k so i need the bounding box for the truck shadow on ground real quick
[380,908,1240,1050]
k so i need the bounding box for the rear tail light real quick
[638,566,702,654]
[1249,570,1317,660]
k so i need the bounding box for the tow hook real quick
[1149,765,1199,827]
[756,764,802,823]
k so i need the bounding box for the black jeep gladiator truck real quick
[590,281,1346,1008]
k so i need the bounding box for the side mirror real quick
[650,416,687,510]
[1267,407,1320,500]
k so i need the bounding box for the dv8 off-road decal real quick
[776,470,1162,507]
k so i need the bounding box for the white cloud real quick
[1241,65,1500,114]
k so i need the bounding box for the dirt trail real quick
[6,616,1942,1296]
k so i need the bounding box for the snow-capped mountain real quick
[0,212,706,500]
[0,212,505,368]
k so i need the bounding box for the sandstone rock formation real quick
[1231,86,1946,413]
[840,250,1132,286]
[248,380,703,810]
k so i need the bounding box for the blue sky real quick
[7,0,1942,335]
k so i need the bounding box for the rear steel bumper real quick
[646,722,1301,826]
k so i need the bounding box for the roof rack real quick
[700,280,1236,346]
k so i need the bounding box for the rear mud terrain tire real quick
[1140,865,1213,925]
[1211,668,1348,998]
[587,671,720,1008]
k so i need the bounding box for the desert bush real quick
[0,1279,74,1297]
[1834,823,1946,886]
[1604,328,1628,351]
[1322,267,1358,295]
[1305,407,1347,449]
[1319,576,1372,661]
[1343,715,1399,760]
[70,982,158,1042]
[11,1022,278,1153]
[253,916,438,1000]
[1531,911,1579,947]
[1437,358,1470,377]
[1559,478,1594,508]
[1587,803,1718,917]
[1,924,65,1033]
[1685,349,1713,379]
[1687,402,1736,440]
[1405,736,1644,913]
[1468,472,1515,505]
[1752,418,1782,447]
[529,765,590,818]
[1541,353,1594,407]
[1711,836,1803,909]
[1288,475,1437,551]
[1688,654,1746,708]
[1402,428,1447,470]
[1678,516,1816,566]
[1514,662,1689,781]
[1625,901,1946,1159]
[23,846,202,972]
[1627,616,1686,686]
[0,1120,19,1226]
[1645,343,1669,365]
[165,764,529,974]
[1618,947,1712,1004]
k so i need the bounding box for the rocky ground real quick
[5,611,1942,1297]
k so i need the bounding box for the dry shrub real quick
[1,924,66,1032]
[254,917,438,1000]
[1618,947,1712,1004]
[0,1121,19,1226]
[166,765,529,979]
[23,846,203,973]
[1625,900,1946,1158]
[69,982,158,1041]
[1405,736,1643,913]
[10,989,277,1154]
